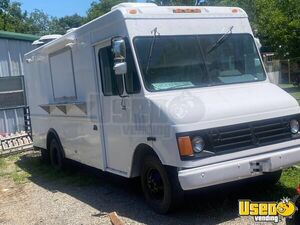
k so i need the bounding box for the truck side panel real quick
[24,32,104,169]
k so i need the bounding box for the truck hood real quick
[147,82,300,133]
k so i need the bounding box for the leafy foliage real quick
[254,0,300,58]
[25,9,51,35]
[86,0,126,22]
[49,14,84,34]
[0,0,85,35]
[0,0,29,33]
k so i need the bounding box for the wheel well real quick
[46,129,65,157]
[130,144,159,177]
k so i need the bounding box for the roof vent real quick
[32,34,62,46]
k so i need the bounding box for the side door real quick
[94,40,143,174]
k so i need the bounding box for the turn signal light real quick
[232,8,239,13]
[173,8,201,13]
[177,136,194,156]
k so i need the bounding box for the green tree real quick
[254,0,300,58]
[0,1,84,35]
[85,0,130,22]
[0,0,29,33]
[26,9,51,35]
[49,14,84,34]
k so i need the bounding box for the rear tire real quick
[141,155,183,214]
[49,139,65,170]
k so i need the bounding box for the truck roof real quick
[112,3,247,18]
[25,3,248,56]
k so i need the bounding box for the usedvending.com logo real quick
[239,198,297,223]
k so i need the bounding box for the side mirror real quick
[113,62,127,75]
[112,37,126,61]
[111,37,127,76]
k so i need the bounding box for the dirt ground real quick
[0,152,291,225]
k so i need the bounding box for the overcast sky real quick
[18,0,96,17]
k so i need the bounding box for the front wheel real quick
[141,155,183,214]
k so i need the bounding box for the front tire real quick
[141,155,183,214]
[49,139,65,170]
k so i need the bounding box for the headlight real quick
[290,120,299,134]
[192,136,205,153]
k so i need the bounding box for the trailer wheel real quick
[49,139,65,170]
[141,155,183,214]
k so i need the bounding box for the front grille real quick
[181,114,300,159]
[208,117,292,154]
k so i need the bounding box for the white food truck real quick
[24,3,300,213]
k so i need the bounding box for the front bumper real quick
[178,145,300,190]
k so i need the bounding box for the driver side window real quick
[98,43,141,96]
[98,46,123,96]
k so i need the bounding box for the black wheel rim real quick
[145,168,164,201]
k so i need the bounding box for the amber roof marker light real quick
[232,8,239,13]
[127,9,138,14]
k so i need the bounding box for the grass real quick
[0,154,30,184]
[279,84,300,103]
[0,152,100,186]
[0,157,5,168]
[281,167,300,192]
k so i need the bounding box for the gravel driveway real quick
[0,152,288,225]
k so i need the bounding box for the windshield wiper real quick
[145,27,160,75]
[206,26,234,55]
